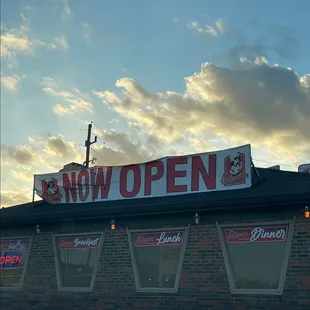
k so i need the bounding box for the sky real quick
[1,0,309,207]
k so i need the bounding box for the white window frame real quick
[216,219,295,295]
[127,226,190,293]
[53,231,105,292]
[0,235,34,291]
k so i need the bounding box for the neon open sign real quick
[0,252,23,268]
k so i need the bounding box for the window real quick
[54,232,104,291]
[217,220,294,295]
[128,227,189,292]
[0,236,33,290]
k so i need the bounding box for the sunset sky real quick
[1,0,309,207]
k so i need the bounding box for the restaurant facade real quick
[1,145,310,310]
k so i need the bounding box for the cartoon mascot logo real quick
[41,178,62,203]
[221,152,249,186]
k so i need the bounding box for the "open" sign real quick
[0,252,23,268]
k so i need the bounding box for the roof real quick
[1,168,310,225]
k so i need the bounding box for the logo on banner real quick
[221,152,248,186]
[41,178,62,203]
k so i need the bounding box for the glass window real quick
[128,228,188,292]
[54,233,104,291]
[217,221,294,294]
[0,237,32,290]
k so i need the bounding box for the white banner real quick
[298,163,310,174]
[34,144,252,204]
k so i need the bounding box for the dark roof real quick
[1,168,310,225]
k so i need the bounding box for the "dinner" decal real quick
[224,226,289,244]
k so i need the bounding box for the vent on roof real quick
[59,162,85,172]
[298,163,310,174]
[267,165,280,170]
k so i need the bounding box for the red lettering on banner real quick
[225,226,288,244]
[90,167,113,200]
[167,157,188,193]
[78,170,89,202]
[144,161,164,196]
[63,172,77,203]
[191,154,217,191]
[120,165,141,198]
[134,231,184,247]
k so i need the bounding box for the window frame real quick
[0,235,34,291]
[53,231,105,292]
[216,219,295,295]
[127,225,190,293]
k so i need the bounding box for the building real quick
[1,149,310,310]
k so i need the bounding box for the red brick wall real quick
[1,213,309,310]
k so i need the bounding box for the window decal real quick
[217,220,294,295]
[54,232,104,291]
[128,227,189,293]
[0,237,33,290]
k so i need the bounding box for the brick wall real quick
[1,211,309,310]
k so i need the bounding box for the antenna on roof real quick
[251,158,261,182]
[84,122,97,168]
[32,174,36,208]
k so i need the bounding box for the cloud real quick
[93,57,310,167]
[81,22,103,44]
[82,23,92,43]
[42,77,93,115]
[61,0,73,21]
[0,130,165,207]
[0,24,69,66]
[54,36,69,51]
[1,75,22,90]
[0,190,33,208]
[10,166,34,182]
[188,18,224,36]
[1,144,37,166]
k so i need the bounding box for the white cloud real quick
[0,24,69,66]
[1,75,22,90]
[0,130,165,206]
[42,77,93,115]
[93,57,310,167]
[61,0,73,21]
[82,22,91,43]
[0,190,33,207]
[54,36,69,51]
[188,18,225,36]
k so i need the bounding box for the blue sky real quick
[1,0,309,206]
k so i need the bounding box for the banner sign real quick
[133,231,185,247]
[58,235,101,250]
[34,144,252,204]
[298,164,310,174]
[0,238,30,252]
[224,226,289,244]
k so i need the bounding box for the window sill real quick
[136,287,178,293]
[231,288,283,295]
[57,286,94,292]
